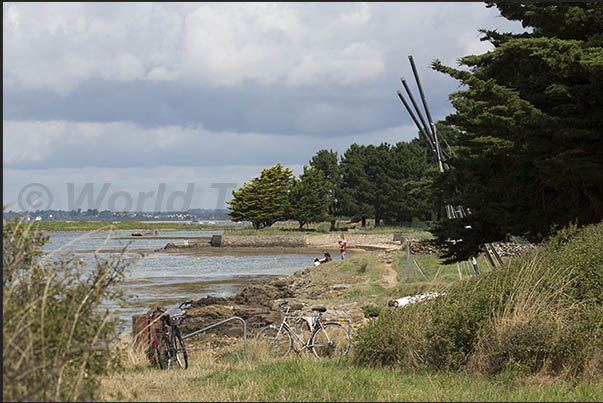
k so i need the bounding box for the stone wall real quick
[303,233,396,247]
[219,235,307,247]
[214,233,398,247]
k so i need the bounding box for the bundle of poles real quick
[396,55,503,273]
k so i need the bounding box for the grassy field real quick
[294,250,507,310]
[100,343,603,402]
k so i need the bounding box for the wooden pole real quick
[406,239,412,282]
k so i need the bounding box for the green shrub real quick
[361,304,381,318]
[352,222,603,379]
[539,222,603,304]
[3,217,132,401]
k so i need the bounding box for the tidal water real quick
[42,231,317,330]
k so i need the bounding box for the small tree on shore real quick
[288,165,331,229]
[227,163,294,229]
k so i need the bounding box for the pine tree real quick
[310,149,342,229]
[288,166,331,229]
[227,163,294,229]
[338,144,377,227]
[431,2,603,262]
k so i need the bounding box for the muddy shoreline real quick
[68,246,367,257]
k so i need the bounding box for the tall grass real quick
[353,222,603,380]
[99,340,603,402]
[3,216,133,401]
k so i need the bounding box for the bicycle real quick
[255,301,350,359]
[152,300,192,370]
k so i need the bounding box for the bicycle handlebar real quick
[179,300,193,309]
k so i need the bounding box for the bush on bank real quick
[352,222,603,379]
[3,217,132,401]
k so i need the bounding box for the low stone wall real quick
[213,233,398,248]
[303,233,396,247]
[219,235,307,247]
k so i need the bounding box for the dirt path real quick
[375,245,401,288]
[382,262,398,287]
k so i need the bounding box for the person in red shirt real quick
[338,241,347,260]
[317,252,332,264]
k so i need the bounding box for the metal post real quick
[413,259,428,280]
[396,90,437,154]
[400,78,437,148]
[483,244,497,270]
[409,55,436,136]
[490,244,504,267]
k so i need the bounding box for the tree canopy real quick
[430,2,603,262]
[227,163,294,229]
[288,165,331,229]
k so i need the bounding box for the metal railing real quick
[182,316,247,353]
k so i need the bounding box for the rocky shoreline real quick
[136,237,538,356]
[139,258,371,355]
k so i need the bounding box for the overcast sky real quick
[3,2,526,212]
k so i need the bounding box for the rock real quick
[190,295,229,307]
[233,283,295,307]
[210,234,223,247]
[485,242,537,257]
[408,239,439,255]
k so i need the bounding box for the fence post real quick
[132,314,150,348]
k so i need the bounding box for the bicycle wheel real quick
[155,333,170,369]
[311,323,350,359]
[172,331,188,369]
[255,325,293,357]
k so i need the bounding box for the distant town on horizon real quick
[2,208,232,223]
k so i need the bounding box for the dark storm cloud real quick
[3,74,455,137]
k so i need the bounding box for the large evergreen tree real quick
[338,142,436,226]
[227,163,294,229]
[431,2,603,262]
[288,166,331,229]
[310,149,342,230]
[338,144,378,227]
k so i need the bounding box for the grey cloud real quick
[3,76,456,136]
[3,120,418,170]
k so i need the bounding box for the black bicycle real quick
[153,300,192,370]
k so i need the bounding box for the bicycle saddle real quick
[311,307,327,313]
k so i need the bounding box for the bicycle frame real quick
[272,311,330,353]
[153,302,190,370]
